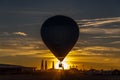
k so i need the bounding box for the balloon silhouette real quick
[41,15,79,62]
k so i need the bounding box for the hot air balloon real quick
[41,15,79,62]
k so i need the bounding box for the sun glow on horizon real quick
[55,61,69,70]
[55,60,70,70]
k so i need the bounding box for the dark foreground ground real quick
[0,70,120,80]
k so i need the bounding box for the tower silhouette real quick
[41,60,44,70]
[45,60,47,70]
[52,61,54,69]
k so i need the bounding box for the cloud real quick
[77,17,120,35]
[12,32,27,36]
[109,41,120,44]
[0,54,56,68]
[0,31,47,51]
[76,17,120,50]
[65,50,120,70]
[80,28,104,34]
[77,17,120,27]
[0,32,28,36]
[0,32,50,57]
[0,32,9,36]
[92,35,120,39]
[80,28,120,34]
[0,47,52,57]
[83,46,120,52]
[68,46,120,58]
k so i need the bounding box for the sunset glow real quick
[55,60,70,70]
[0,16,120,70]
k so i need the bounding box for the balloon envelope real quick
[41,15,79,61]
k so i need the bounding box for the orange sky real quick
[0,17,120,70]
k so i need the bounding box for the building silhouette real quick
[0,64,35,74]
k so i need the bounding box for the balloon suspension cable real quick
[58,57,64,62]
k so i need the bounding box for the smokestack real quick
[41,59,44,70]
[52,61,54,69]
[45,60,47,70]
